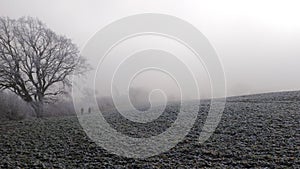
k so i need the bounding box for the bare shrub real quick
[0,91,76,120]
[0,92,35,120]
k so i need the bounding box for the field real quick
[0,91,299,168]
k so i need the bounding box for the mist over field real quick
[0,0,299,168]
[1,0,300,97]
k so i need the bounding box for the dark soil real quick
[0,91,299,168]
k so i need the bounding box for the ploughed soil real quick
[0,91,299,168]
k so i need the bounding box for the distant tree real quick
[129,87,151,111]
[0,17,88,117]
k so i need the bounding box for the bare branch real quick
[0,16,89,116]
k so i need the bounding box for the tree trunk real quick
[30,101,44,118]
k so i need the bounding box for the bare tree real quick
[0,17,88,117]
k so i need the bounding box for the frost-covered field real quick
[0,91,299,168]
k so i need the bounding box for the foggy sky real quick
[1,0,300,97]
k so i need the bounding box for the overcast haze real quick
[1,0,300,97]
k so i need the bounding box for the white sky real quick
[1,0,300,96]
